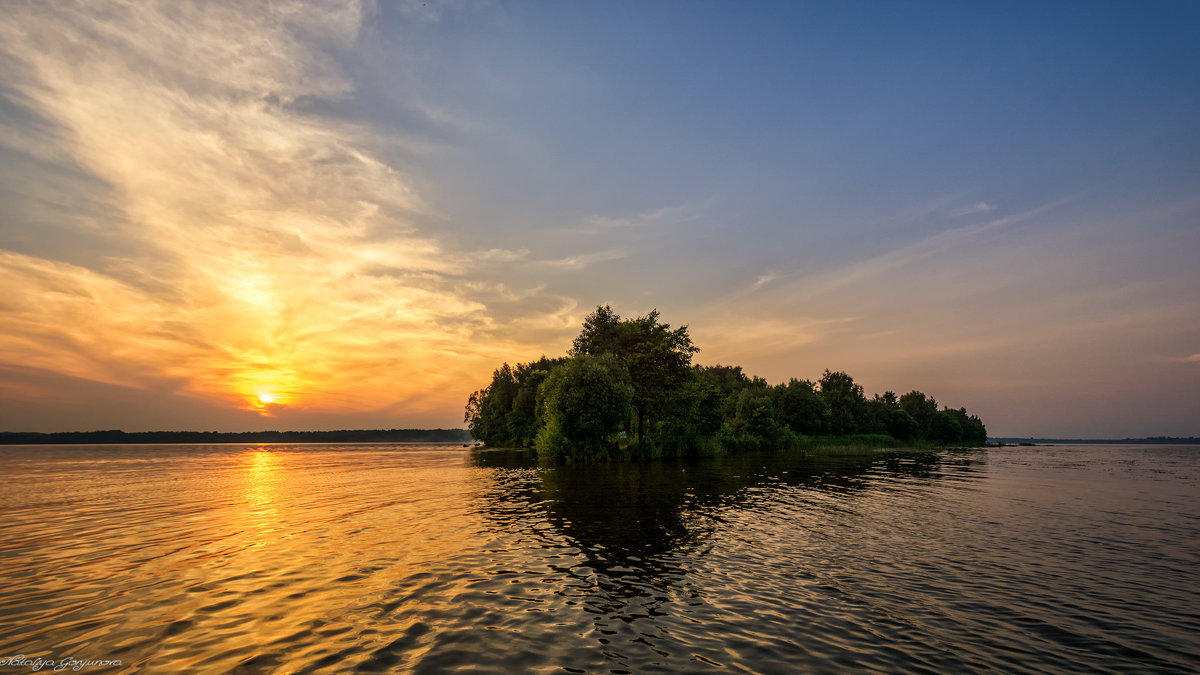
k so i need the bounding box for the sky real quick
[1,0,1197,438]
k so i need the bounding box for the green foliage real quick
[535,353,633,461]
[689,380,726,436]
[695,364,751,397]
[570,304,624,356]
[944,407,987,444]
[887,409,920,440]
[571,305,699,444]
[464,363,518,446]
[532,417,572,460]
[695,364,753,422]
[858,399,893,436]
[899,391,939,436]
[928,410,964,444]
[464,357,566,447]
[466,307,990,460]
[819,370,866,436]
[774,379,829,436]
[795,434,903,455]
[506,357,565,446]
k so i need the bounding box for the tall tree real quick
[506,357,566,447]
[887,409,920,440]
[899,391,939,439]
[571,306,698,443]
[944,407,987,444]
[464,363,519,446]
[571,304,624,356]
[819,370,865,435]
[774,378,829,436]
[928,410,964,444]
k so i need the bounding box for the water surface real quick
[1,443,1196,673]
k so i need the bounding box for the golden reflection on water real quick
[245,446,281,487]
[0,444,503,672]
[243,447,281,529]
[149,445,491,672]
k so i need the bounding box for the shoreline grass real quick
[792,434,986,456]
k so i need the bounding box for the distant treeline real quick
[0,428,472,445]
[992,437,1200,445]
[466,305,988,461]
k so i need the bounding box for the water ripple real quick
[0,443,1197,672]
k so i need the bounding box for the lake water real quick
[1,443,1197,673]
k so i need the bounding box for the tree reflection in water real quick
[469,448,947,630]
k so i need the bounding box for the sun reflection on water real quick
[244,448,281,531]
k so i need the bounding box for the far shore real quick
[4,430,1192,448]
[0,428,472,445]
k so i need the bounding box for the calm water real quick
[1,443,1197,673]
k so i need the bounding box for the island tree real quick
[465,306,989,460]
[534,353,633,461]
[569,305,699,446]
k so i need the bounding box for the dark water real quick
[0,443,1197,673]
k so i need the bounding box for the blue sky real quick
[0,1,1197,436]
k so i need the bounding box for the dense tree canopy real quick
[465,306,989,460]
[570,306,698,442]
[534,353,633,461]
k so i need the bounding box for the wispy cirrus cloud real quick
[542,249,629,269]
[0,0,564,420]
[576,205,695,234]
[750,274,776,292]
[953,201,996,216]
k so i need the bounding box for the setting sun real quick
[246,388,290,416]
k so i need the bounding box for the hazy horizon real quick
[3,428,1198,442]
[2,1,1198,438]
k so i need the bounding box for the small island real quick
[466,306,987,461]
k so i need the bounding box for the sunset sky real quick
[1,1,1197,437]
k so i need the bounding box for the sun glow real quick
[237,369,297,415]
[0,2,573,429]
[246,386,291,415]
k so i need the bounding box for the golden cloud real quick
[0,1,564,419]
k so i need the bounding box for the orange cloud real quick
[0,2,569,420]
